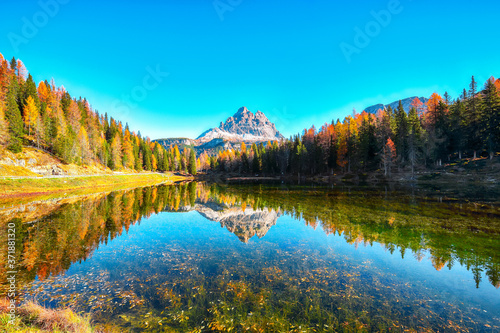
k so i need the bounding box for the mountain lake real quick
[1,182,499,332]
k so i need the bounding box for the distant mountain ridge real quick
[364,96,429,114]
[155,99,430,156]
[154,138,196,154]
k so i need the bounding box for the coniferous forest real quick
[0,54,197,175]
[200,76,500,177]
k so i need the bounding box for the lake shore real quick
[195,155,500,186]
[0,172,192,199]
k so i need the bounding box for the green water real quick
[1,182,499,332]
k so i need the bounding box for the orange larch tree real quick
[426,92,444,127]
[494,78,500,96]
[67,100,81,134]
[37,81,50,105]
[411,97,426,117]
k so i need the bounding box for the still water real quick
[1,182,500,332]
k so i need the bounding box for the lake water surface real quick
[1,182,500,332]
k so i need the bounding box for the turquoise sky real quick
[1,0,499,139]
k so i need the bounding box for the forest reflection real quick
[1,181,499,294]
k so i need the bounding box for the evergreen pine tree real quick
[188,149,197,175]
[482,79,500,159]
[142,142,152,170]
[23,74,40,111]
[5,78,24,152]
[10,57,17,73]
[466,76,483,158]
[407,107,423,176]
[358,115,377,170]
[435,101,450,163]
[162,150,169,172]
[60,91,72,116]
[449,99,466,159]
[394,100,408,164]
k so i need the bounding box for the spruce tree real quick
[466,76,483,158]
[407,107,422,176]
[142,142,152,170]
[5,78,24,152]
[482,79,500,159]
[358,115,377,170]
[188,149,197,175]
[23,74,39,111]
[10,57,17,73]
[449,99,466,159]
[60,91,72,117]
[435,101,450,163]
[162,150,170,172]
[394,101,408,164]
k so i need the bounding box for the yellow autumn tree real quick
[77,125,90,164]
[110,134,122,169]
[151,153,157,170]
[23,95,39,136]
[121,131,135,169]
[0,99,8,145]
[173,145,181,171]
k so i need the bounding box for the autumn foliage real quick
[2,52,498,176]
[206,75,500,176]
[0,53,197,174]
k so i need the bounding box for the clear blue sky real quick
[1,0,499,139]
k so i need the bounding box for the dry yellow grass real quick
[0,298,95,332]
[0,164,40,177]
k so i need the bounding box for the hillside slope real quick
[0,147,110,177]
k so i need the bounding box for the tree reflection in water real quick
[1,182,499,332]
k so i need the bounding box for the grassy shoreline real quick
[0,172,191,199]
[0,299,100,333]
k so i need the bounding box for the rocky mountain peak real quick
[197,107,284,143]
[234,106,251,117]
